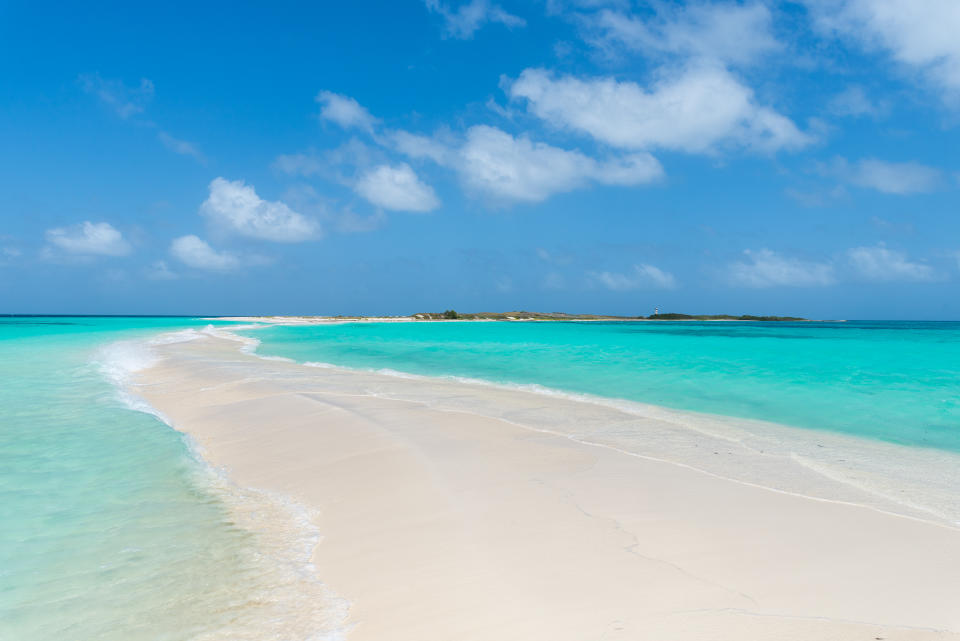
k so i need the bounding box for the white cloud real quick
[389,125,663,203]
[807,0,960,102]
[316,91,378,133]
[827,85,888,118]
[45,221,132,257]
[509,66,812,154]
[424,0,525,39]
[589,2,779,66]
[386,130,456,165]
[354,163,440,212]
[201,177,320,242]
[455,125,663,203]
[157,131,204,162]
[728,249,836,287]
[79,73,154,118]
[823,157,942,194]
[847,245,936,281]
[170,235,241,271]
[591,264,677,290]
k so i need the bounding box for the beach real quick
[12,2,960,638]
[132,330,960,640]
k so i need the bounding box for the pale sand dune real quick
[135,334,960,640]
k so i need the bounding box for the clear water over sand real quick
[0,317,343,641]
[5,316,960,639]
[246,320,960,452]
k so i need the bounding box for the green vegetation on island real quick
[412,311,808,322]
[646,313,806,321]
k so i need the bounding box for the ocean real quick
[245,320,960,452]
[3,316,959,640]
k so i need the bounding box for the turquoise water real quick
[5,317,960,638]
[0,317,337,641]
[246,320,960,453]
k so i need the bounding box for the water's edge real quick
[96,327,351,641]
[93,321,959,641]
[222,323,960,529]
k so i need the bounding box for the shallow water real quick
[6,316,960,638]
[246,320,960,453]
[0,317,343,641]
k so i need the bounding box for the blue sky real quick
[1,0,959,318]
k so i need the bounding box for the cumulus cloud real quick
[424,0,525,39]
[508,66,812,154]
[822,157,943,194]
[807,0,960,103]
[79,73,154,118]
[316,91,378,133]
[305,88,664,207]
[588,2,780,66]
[308,92,664,207]
[388,125,662,203]
[728,249,836,287]
[847,245,936,281]
[170,235,241,271]
[387,130,456,165]
[455,125,663,202]
[354,163,440,212]
[590,264,677,290]
[201,177,320,242]
[45,221,132,257]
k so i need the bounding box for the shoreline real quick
[226,324,960,528]
[94,329,351,640]
[209,315,845,324]
[131,330,960,640]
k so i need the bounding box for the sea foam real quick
[93,326,351,641]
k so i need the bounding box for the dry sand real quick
[135,332,960,640]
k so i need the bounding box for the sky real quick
[1,0,959,318]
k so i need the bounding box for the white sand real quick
[135,333,960,640]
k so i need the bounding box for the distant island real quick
[223,311,817,324]
[411,310,808,321]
